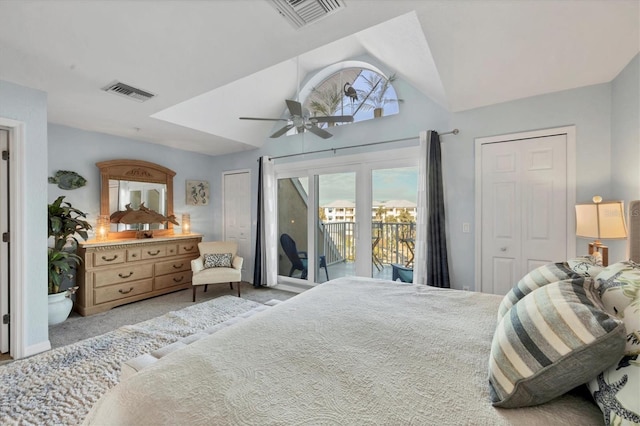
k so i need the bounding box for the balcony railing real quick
[320,221,415,266]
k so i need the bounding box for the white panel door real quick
[0,129,9,353]
[223,171,251,282]
[481,134,567,295]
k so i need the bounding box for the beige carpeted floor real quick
[49,282,298,349]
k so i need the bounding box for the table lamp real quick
[575,196,627,266]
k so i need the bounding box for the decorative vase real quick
[374,107,383,118]
[47,287,77,325]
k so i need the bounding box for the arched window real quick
[299,63,401,128]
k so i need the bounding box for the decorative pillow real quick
[203,253,233,269]
[588,355,640,425]
[497,261,584,321]
[567,255,604,276]
[594,261,640,355]
[488,278,626,408]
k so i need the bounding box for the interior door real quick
[0,128,9,353]
[481,134,567,295]
[223,171,251,282]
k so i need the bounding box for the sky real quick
[299,167,418,206]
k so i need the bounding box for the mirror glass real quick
[108,179,168,231]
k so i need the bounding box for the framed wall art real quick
[186,180,209,206]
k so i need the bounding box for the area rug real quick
[0,295,263,426]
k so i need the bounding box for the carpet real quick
[0,295,263,426]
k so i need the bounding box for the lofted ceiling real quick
[0,0,638,156]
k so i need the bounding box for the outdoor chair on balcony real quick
[280,233,329,281]
[391,263,413,283]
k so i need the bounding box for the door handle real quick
[500,247,507,252]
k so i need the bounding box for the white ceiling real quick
[0,0,638,156]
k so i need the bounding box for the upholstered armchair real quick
[190,241,243,302]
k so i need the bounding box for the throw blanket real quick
[84,277,603,425]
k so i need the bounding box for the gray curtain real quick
[426,131,450,288]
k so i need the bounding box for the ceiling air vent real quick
[101,81,156,103]
[268,0,346,29]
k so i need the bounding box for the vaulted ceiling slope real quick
[0,0,637,156]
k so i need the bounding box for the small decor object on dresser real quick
[186,180,209,205]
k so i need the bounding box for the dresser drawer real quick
[165,244,178,257]
[94,250,126,266]
[155,258,191,276]
[127,247,142,262]
[141,245,167,260]
[94,264,153,287]
[178,242,199,255]
[155,271,192,290]
[94,279,153,305]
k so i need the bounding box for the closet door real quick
[480,134,567,295]
[223,171,251,281]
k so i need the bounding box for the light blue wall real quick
[6,53,639,355]
[0,80,49,352]
[447,83,613,288]
[611,54,640,204]
[204,76,451,281]
[47,124,219,242]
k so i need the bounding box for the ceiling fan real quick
[240,99,354,139]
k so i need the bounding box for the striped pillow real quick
[497,262,584,321]
[489,278,626,408]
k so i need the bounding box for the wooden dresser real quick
[76,234,202,316]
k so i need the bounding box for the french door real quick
[275,148,418,286]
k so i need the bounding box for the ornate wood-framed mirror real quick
[97,159,176,238]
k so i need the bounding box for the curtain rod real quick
[268,129,459,161]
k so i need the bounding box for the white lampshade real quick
[575,200,627,240]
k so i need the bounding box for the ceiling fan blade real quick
[270,124,294,138]
[307,125,333,139]
[285,99,303,117]
[312,115,354,123]
[239,117,289,122]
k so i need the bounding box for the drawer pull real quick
[118,272,134,279]
[131,254,137,258]
[173,276,184,283]
[147,250,161,256]
[101,254,119,262]
[172,263,184,269]
[169,249,175,253]
[183,246,195,252]
[119,287,134,294]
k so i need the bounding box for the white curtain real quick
[262,157,278,286]
[412,131,428,285]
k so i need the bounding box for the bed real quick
[84,201,640,425]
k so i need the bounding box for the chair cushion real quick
[203,253,233,268]
[192,267,241,286]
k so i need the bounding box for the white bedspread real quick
[84,277,603,425]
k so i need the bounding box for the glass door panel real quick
[371,166,418,280]
[277,177,309,279]
[316,172,356,283]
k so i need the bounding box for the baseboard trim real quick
[23,340,51,359]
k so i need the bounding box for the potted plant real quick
[307,83,344,127]
[47,196,92,325]
[359,72,403,118]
